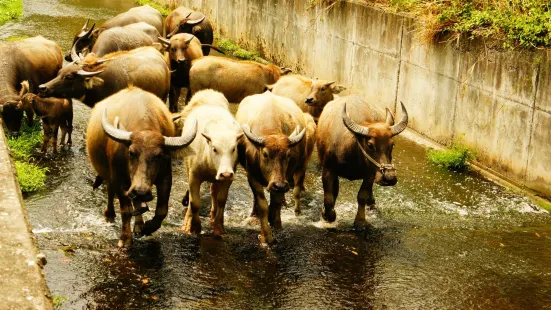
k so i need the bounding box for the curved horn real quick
[385,108,394,126]
[81,19,90,31]
[342,103,370,137]
[325,81,336,87]
[242,124,265,146]
[102,109,132,144]
[288,126,306,147]
[158,36,170,46]
[71,38,82,62]
[390,101,408,136]
[185,35,195,45]
[77,69,103,77]
[172,114,182,122]
[19,81,30,97]
[164,118,198,148]
[81,23,96,38]
[185,15,205,25]
[95,58,114,65]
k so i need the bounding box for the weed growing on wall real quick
[134,0,170,16]
[427,144,475,172]
[0,0,23,26]
[6,120,47,193]
[217,38,266,63]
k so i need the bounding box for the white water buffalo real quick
[87,87,197,247]
[177,90,243,236]
[316,95,408,228]
[269,74,346,121]
[236,91,316,244]
[190,56,292,103]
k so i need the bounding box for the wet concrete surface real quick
[3,0,551,309]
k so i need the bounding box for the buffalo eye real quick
[171,47,176,52]
[129,150,137,159]
[367,142,375,150]
[262,150,268,159]
[64,74,74,80]
[321,87,326,91]
[212,147,218,154]
[232,147,236,153]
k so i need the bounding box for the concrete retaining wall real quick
[0,121,52,309]
[160,0,551,198]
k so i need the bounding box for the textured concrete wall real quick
[0,122,53,309]
[159,0,551,198]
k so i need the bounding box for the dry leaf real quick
[536,233,541,238]
[351,250,358,255]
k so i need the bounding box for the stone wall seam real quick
[450,36,463,143]
[523,64,541,180]
[394,16,404,114]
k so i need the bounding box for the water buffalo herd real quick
[0,4,409,247]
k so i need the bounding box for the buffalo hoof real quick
[181,217,201,235]
[294,208,302,216]
[259,232,275,245]
[104,210,115,223]
[117,237,132,248]
[353,219,368,231]
[213,225,225,237]
[322,209,337,223]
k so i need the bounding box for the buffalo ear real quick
[201,132,212,142]
[84,77,104,89]
[331,84,346,94]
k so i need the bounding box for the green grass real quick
[6,120,47,193]
[5,34,27,42]
[52,295,67,309]
[217,38,266,63]
[134,0,170,16]
[427,144,474,172]
[0,0,22,26]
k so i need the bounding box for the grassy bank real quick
[313,0,551,49]
[427,144,474,172]
[0,0,22,26]
[216,37,267,63]
[134,0,170,16]
[6,120,47,193]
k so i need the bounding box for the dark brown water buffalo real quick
[236,91,316,244]
[67,5,163,60]
[270,74,346,121]
[87,87,197,247]
[165,7,213,55]
[190,56,292,103]
[0,36,62,135]
[40,46,170,107]
[316,95,408,228]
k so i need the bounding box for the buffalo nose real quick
[131,188,153,201]
[177,58,186,64]
[271,182,289,193]
[38,85,47,94]
[218,172,234,180]
[305,97,313,104]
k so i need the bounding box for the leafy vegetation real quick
[217,38,266,63]
[6,120,47,193]
[0,0,22,26]
[5,35,27,42]
[427,144,474,171]
[134,0,170,16]
[52,295,68,309]
[311,0,551,49]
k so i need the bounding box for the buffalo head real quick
[158,34,198,66]
[202,122,243,181]
[305,79,346,107]
[66,20,98,61]
[242,123,306,193]
[167,12,205,38]
[102,108,198,202]
[342,102,408,186]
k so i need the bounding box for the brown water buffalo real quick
[190,56,292,103]
[316,95,408,228]
[17,81,72,153]
[68,5,163,60]
[165,7,213,55]
[40,46,170,107]
[270,74,346,121]
[87,87,197,247]
[69,25,156,60]
[125,22,161,42]
[178,90,243,236]
[0,36,62,135]
[236,91,315,244]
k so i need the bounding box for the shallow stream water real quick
[3,0,551,309]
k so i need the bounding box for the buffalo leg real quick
[212,181,231,236]
[209,183,216,220]
[52,125,59,153]
[248,177,273,244]
[182,176,202,234]
[293,168,307,216]
[59,125,67,146]
[104,184,116,222]
[142,176,172,236]
[25,109,34,127]
[66,117,73,146]
[169,85,181,113]
[322,167,339,222]
[355,178,375,229]
[132,198,145,235]
[118,193,133,248]
[41,123,51,153]
[268,192,284,230]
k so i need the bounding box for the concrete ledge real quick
[0,121,52,310]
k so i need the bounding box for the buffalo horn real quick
[172,115,182,122]
[390,101,408,136]
[77,69,103,77]
[242,124,265,146]
[81,19,90,31]
[81,23,96,38]
[288,126,306,147]
[186,15,205,25]
[385,108,394,126]
[185,35,195,45]
[95,58,113,65]
[325,81,336,87]
[102,109,132,144]
[164,118,198,148]
[342,103,370,137]
[71,39,82,62]
[158,37,170,46]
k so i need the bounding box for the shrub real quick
[14,161,47,193]
[134,0,170,16]
[0,0,23,26]
[427,144,474,171]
